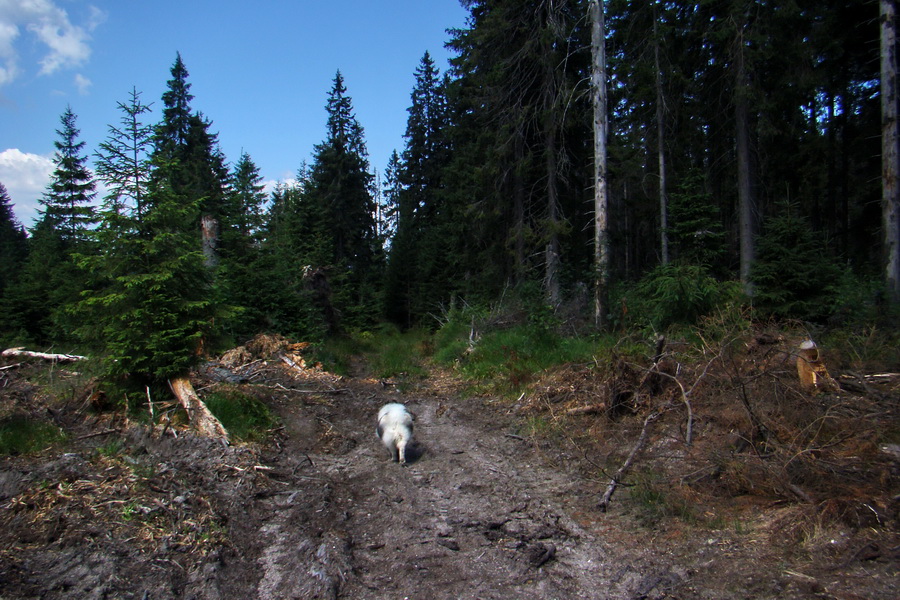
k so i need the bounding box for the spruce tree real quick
[74,79,220,383]
[41,105,97,245]
[751,202,843,322]
[307,71,380,328]
[75,89,155,353]
[0,183,27,297]
[383,150,417,327]
[217,151,268,338]
[13,106,96,344]
[77,168,212,382]
[380,151,402,243]
[94,88,154,221]
[385,52,452,326]
[446,0,592,308]
[667,170,727,272]
[225,151,267,244]
[152,54,229,267]
[154,53,193,160]
[257,173,332,338]
[0,183,28,343]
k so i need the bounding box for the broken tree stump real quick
[796,340,839,394]
[169,376,229,442]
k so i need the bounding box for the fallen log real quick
[168,376,229,442]
[1,347,86,362]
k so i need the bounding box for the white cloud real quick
[0,0,105,86]
[0,20,19,85]
[74,72,90,94]
[264,178,298,194]
[0,147,54,227]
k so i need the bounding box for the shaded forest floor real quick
[0,331,898,599]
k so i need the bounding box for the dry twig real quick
[598,410,659,512]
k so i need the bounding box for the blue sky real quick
[0,0,469,228]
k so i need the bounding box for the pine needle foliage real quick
[622,264,742,331]
[667,170,727,271]
[75,169,212,383]
[751,201,843,321]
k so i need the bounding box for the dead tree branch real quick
[598,410,659,512]
[659,353,717,446]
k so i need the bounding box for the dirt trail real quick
[247,369,693,600]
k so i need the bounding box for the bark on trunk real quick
[590,0,609,328]
[545,124,561,307]
[735,27,758,297]
[654,7,669,265]
[882,0,900,302]
[513,134,526,284]
[201,214,220,269]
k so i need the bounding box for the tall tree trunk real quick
[882,0,900,302]
[735,24,758,296]
[201,214,220,269]
[590,0,609,327]
[513,133,526,284]
[543,3,562,308]
[545,125,561,306]
[655,10,669,266]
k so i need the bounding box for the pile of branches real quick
[526,327,900,528]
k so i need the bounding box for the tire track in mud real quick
[254,381,647,600]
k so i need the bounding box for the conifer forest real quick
[1,0,898,371]
[1,2,900,599]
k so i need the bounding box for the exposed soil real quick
[0,340,898,599]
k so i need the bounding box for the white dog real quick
[376,403,414,464]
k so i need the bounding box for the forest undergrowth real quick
[290,299,900,554]
[1,302,898,598]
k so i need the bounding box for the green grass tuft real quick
[456,325,597,393]
[364,326,429,379]
[0,415,67,455]
[203,388,279,443]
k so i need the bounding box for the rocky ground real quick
[0,341,897,599]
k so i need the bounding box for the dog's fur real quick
[376,403,414,464]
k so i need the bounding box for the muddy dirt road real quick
[259,378,619,600]
[1,358,897,599]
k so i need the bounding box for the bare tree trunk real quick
[545,126,561,307]
[654,7,669,265]
[541,2,562,308]
[882,0,900,302]
[201,214,220,269]
[513,135,526,284]
[735,23,758,296]
[590,0,609,328]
